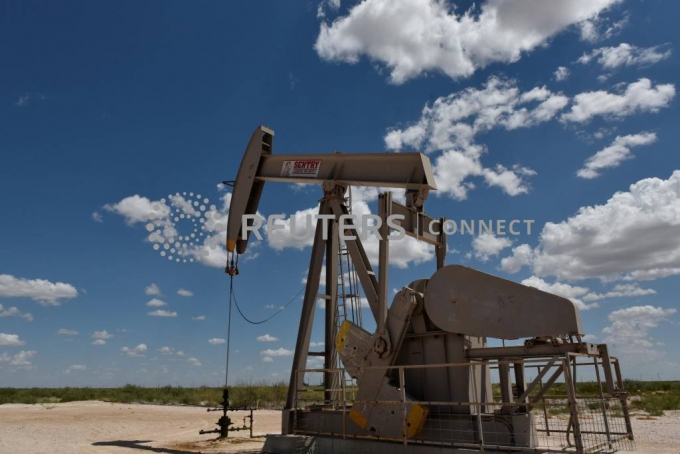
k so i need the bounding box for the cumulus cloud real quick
[578,43,672,69]
[583,283,656,302]
[65,364,87,374]
[146,298,167,307]
[260,347,293,362]
[0,350,36,366]
[266,207,318,251]
[0,274,78,306]
[561,78,675,123]
[256,334,279,342]
[57,329,78,335]
[104,195,170,225]
[208,338,226,345]
[554,66,570,81]
[602,305,676,362]
[265,189,434,269]
[92,330,113,340]
[578,13,627,43]
[145,283,161,295]
[577,132,657,179]
[521,276,597,311]
[0,333,26,346]
[385,77,567,199]
[105,192,235,269]
[502,171,680,281]
[177,288,193,297]
[192,315,206,321]
[121,343,147,357]
[472,233,513,261]
[315,0,618,84]
[261,347,293,357]
[92,339,106,346]
[0,304,33,321]
[187,357,201,367]
[317,0,340,19]
[148,310,177,317]
[501,244,535,273]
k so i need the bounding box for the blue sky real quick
[1,0,679,387]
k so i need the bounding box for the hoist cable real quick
[223,263,305,388]
[225,275,235,387]
[230,280,305,325]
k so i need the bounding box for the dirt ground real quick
[0,401,678,453]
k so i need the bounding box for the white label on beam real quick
[280,160,321,178]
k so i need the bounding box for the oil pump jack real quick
[226,126,634,453]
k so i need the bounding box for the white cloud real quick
[148,309,177,317]
[561,78,675,123]
[502,171,680,281]
[104,195,170,225]
[121,343,147,357]
[472,233,513,261]
[16,93,44,107]
[57,329,78,335]
[177,288,193,297]
[91,339,106,346]
[521,276,597,311]
[0,333,26,346]
[145,283,161,296]
[65,364,87,373]
[146,298,167,307]
[577,132,657,179]
[192,315,206,321]
[187,357,201,367]
[315,0,619,84]
[602,305,676,363]
[554,66,570,82]
[92,330,113,340]
[266,193,433,269]
[0,274,78,306]
[92,212,103,223]
[106,192,236,270]
[385,77,566,199]
[158,346,174,355]
[583,283,656,302]
[0,304,33,321]
[261,356,274,363]
[310,341,325,348]
[579,13,627,43]
[500,244,535,273]
[0,350,36,366]
[208,338,226,345]
[317,0,341,19]
[578,43,672,69]
[261,347,293,357]
[257,334,279,342]
[266,207,318,251]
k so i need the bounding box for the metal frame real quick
[225,126,634,453]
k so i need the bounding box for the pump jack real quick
[225,126,635,453]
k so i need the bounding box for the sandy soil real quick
[0,401,279,454]
[0,401,678,453]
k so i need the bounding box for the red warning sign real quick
[280,160,321,178]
